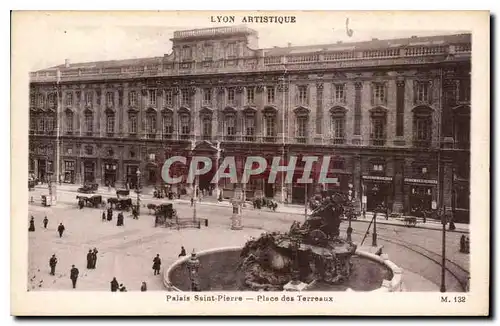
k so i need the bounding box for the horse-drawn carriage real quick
[107,197,133,211]
[77,183,99,194]
[76,195,103,208]
[153,203,178,227]
[403,216,418,227]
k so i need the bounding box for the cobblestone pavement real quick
[27,186,469,292]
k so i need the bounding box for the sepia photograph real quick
[10,10,489,316]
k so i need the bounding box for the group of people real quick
[29,216,66,237]
[47,254,80,289]
[86,248,99,269]
[102,208,125,226]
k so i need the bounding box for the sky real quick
[12,11,467,71]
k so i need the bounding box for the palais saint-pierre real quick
[28,26,471,222]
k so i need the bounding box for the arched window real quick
[330,107,346,145]
[370,107,387,146]
[412,106,433,148]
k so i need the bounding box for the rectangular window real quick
[85,92,93,105]
[47,94,55,108]
[66,112,73,132]
[38,117,45,132]
[245,116,255,136]
[65,161,75,170]
[85,114,93,133]
[226,116,235,136]
[146,115,156,134]
[332,160,345,170]
[106,115,115,133]
[371,118,385,140]
[296,116,307,137]
[65,93,73,106]
[46,116,54,132]
[162,115,173,134]
[372,164,384,172]
[164,90,173,106]
[30,94,35,107]
[129,91,137,107]
[202,117,212,137]
[265,115,276,137]
[118,90,123,106]
[267,87,275,103]
[416,82,429,102]
[334,84,345,103]
[37,94,44,107]
[203,89,212,105]
[227,88,235,104]
[181,46,192,61]
[332,117,345,139]
[204,44,214,60]
[247,87,255,104]
[30,115,36,131]
[148,90,157,106]
[298,86,308,104]
[180,115,190,135]
[415,118,431,141]
[129,114,137,133]
[373,83,385,105]
[181,89,190,106]
[106,92,114,106]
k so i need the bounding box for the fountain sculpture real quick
[238,192,357,291]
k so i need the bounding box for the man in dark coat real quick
[70,265,79,289]
[110,277,119,292]
[49,254,57,275]
[152,254,161,275]
[178,246,186,257]
[29,217,35,232]
[57,223,65,238]
[107,208,113,221]
[102,211,106,222]
[116,213,124,226]
[86,249,93,269]
[43,216,48,229]
[91,248,98,268]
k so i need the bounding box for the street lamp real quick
[193,176,198,222]
[186,249,201,291]
[136,170,141,214]
[440,207,447,293]
[371,185,379,247]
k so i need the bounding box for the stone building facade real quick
[28,26,471,222]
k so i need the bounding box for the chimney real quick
[64,59,70,68]
[287,42,292,47]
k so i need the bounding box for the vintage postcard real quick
[11,10,489,316]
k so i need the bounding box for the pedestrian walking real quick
[49,254,57,275]
[102,211,106,222]
[43,216,48,229]
[178,246,186,257]
[29,217,35,232]
[70,265,79,289]
[152,254,161,275]
[107,208,113,221]
[110,277,119,292]
[190,197,194,207]
[140,281,147,292]
[57,223,65,238]
[91,248,98,268]
[86,249,93,269]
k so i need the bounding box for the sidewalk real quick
[35,183,469,233]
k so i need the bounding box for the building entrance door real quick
[83,161,95,184]
[38,159,46,183]
[104,163,117,187]
[409,186,432,216]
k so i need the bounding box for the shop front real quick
[83,160,96,184]
[103,161,118,187]
[403,178,437,216]
[63,160,75,184]
[362,175,393,212]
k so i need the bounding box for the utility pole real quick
[372,210,378,247]
[440,207,447,292]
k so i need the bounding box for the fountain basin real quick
[164,246,403,292]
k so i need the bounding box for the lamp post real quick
[186,249,201,291]
[136,169,141,214]
[440,207,447,293]
[371,185,379,247]
[193,176,198,222]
